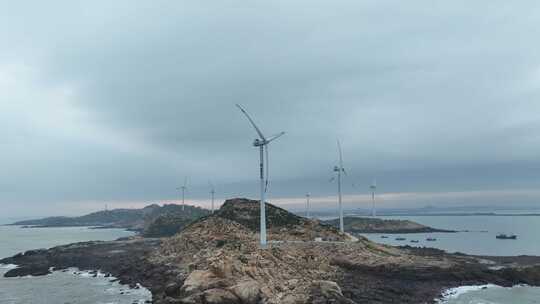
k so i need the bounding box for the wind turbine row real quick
[175,178,218,213]
[235,104,379,247]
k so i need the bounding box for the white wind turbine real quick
[209,181,216,213]
[370,179,377,217]
[331,140,347,233]
[236,104,285,248]
[176,177,188,211]
[306,193,311,218]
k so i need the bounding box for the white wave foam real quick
[0,263,18,270]
[436,284,496,303]
[0,264,18,269]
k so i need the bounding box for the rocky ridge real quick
[150,198,450,303]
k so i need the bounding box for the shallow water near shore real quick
[0,224,151,304]
[438,284,540,304]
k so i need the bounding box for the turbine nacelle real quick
[253,138,266,146]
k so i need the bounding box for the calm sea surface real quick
[361,215,540,256]
[359,215,540,303]
[0,224,151,304]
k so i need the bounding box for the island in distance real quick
[324,217,455,234]
[9,204,210,237]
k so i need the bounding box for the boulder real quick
[165,282,181,297]
[180,270,227,295]
[280,293,306,304]
[202,288,240,304]
[309,280,355,304]
[314,280,343,297]
[228,280,261,304]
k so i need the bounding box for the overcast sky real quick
[1,1,540,217]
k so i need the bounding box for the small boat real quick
[380,235,388,239]
[426,237,437,241]
[410,240,419,243]
[395,237,406,241]
[496,234,517,240]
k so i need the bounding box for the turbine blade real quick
[265,145,269,193]
[236,104,266,141]
[329,177,335,183]
[266,132,285,143]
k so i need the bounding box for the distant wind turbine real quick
[332,140,346,233]
[236,104,285,248]
[306,193,311,218]
[370,179,377,217]
[209,181,216,213]
[176,177,188,211]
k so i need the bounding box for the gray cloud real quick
[1,1,540,216]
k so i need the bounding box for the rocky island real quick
[324,216,454,234]
[2,198,540,304]
[9,204,209,235]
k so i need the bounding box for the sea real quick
[358,214,540,303]
[0,219,152,304]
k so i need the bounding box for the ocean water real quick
[360,215,540,304]
[0,224,152,304]
[360,215,540,256]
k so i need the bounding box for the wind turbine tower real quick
[333,140,346,233]
[177,177,188,211]
[370,179,377,217]
[236,104,285,248]
[306,193,311,218]
[209,182,216,213]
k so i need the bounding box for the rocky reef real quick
[3,198,540,304]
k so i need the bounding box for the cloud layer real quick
[1,1,540,216]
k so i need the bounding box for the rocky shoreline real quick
[2,199,540,304]
[3,238,540,304]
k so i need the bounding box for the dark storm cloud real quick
[1,1,540,216]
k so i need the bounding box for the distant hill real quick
[142,213,201,237]
[324,216,454,234]
[10,204,210,233]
